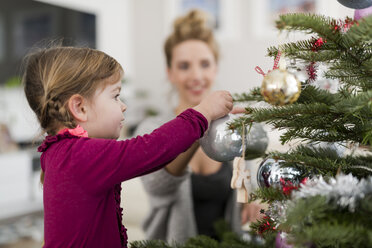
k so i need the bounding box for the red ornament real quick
[331,17,359,33]
[314,37,326,49]
[280,177,308,195]
[280,178,298,195]
[306,61,317,83]
[311,36,326,52]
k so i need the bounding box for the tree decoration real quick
[275,232,293,248]
[354,5,372,20]
[231,157,252,203]
[337,0,372,9]
[256,51,302,106]
[256,158,310,192]
[282,174,372,247]
[200,115,268,162]
[331,17,359,33]
[292,173,372,212]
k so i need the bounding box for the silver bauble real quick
[307,141,346,157]
[244,122,269,160]
[257,158,307,189]
[200,114,268,162]
[337,0,372,9]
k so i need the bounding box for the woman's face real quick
[167,40,217,107]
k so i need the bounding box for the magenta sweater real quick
[38,109,208,248]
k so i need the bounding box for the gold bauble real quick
[261,69,301,106]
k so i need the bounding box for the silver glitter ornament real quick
[337,0,372,9]
[257,158,308,189]
[200,114,268,162]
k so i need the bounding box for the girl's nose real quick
[120,100,127,112]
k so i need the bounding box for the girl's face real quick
[84,80,127,139]
[167,40,217,107]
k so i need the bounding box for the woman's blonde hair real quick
[23,46,123,136]
[164,9,219,68]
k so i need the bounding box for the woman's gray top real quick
[134,109,242,244]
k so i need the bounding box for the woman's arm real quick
[164,142,199,176]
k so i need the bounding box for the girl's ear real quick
[68,94,88,122]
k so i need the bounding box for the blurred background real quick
[0,0,353,247]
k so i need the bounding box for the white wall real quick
[35,0,354,112]
[36,0,134,78]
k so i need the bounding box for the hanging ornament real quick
[265,200,287,224]
[276,232,293,248]
[231,157,252,203]
[337,0,372,9]
[200,114,268,162]
[287,59,309,83]
[256,51,301,106]
[354,5,372,20]
[230,122,256,203]
[261,69,301,106]
[256,158,309,191]
[307,141,346,157]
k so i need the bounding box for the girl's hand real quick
[193,91,233,123]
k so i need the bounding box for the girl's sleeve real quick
[134,114,191,197]
[70,108,208,194]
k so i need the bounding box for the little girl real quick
[22,46,233,248]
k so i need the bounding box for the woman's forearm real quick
[165,142,199,176]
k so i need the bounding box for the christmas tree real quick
[231,9,372,248]
[131,8,372,248]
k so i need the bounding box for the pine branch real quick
[297,85,341,105]
[344,15,372,46]
[275,13,365,65]
[267,145,372,178]
[233,87,263,102]
[250,187,289,203]
[130,240,173,248]
[283,194,372,247]
[276,14,342,43]
[268,42,340,62]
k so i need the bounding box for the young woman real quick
[135,9,261,243]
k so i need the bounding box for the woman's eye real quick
[178,62,189,70]
[201,60,210,68]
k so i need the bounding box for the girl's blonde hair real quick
[164,9,219,68]
[23,46,123,136]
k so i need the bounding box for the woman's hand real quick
[241,202,264,225]
[230,106,248,115]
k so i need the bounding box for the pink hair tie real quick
[58,125,88,137]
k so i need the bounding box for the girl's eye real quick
[114,94,120,100]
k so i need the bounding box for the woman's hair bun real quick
[172,9,212,40]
